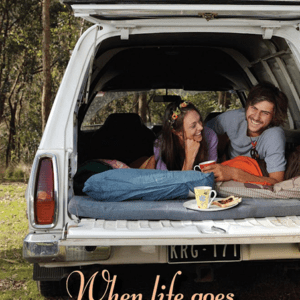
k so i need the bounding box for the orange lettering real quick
[102,269,118,300]
[66,270,98,300]
[131,294,143,300]
[191,294,204,300]
[151,275,160,300]
[226,294,234,300]
[203,294,214,300]
[167,271,182,300]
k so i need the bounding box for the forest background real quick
[0,0,240,183]
[0,4,88,295]
[0,0,89,181]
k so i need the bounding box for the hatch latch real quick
[262,27,274,39]
[113,24,136,40]
[262,26,281,39]
[121,28,129,40]
[200,13,218,21]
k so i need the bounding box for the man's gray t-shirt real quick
[206,108,286,174]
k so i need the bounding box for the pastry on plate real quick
[212,196,242,208]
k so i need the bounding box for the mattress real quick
[68,196,300,220]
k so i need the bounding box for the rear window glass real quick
[81,89,242,131]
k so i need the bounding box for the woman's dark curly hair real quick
[246,82,288,127]
[156,101,208,170]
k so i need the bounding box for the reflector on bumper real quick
[23,234,111,263]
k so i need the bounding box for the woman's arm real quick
[142,155,157,169]
[204,126,219,162]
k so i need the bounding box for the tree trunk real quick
[133,93,139,114]
[224,91,231,109]
[5,66,23,167]
[218,91,231,109]
[41,0,52,131]
[0,2,10,124]
[6,106,16,167]
[138,92,147,123]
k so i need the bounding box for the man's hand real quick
[202,163,283,185]
[202,164,234,182]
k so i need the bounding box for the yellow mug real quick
[194,186,217,209]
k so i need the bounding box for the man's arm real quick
[203,164,284,185]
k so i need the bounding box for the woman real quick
[143,101,218,170]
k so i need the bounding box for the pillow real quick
[216,181,274,199]
[98,159,130,169]
[83,169,214,201]
[273,176,300,198]
[216,176,300,199]
[74,159,130,195]
[73,160,113,195]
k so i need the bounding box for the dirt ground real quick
[58,261,300,300]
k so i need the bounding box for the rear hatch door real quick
[61,0,300,24]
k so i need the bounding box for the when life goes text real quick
[66,269,234,300]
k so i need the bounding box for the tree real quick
[138,92,148,123]
[42,0,52,130]
[0,0,89,167]
[0,0,42,166]
[217,91,231,110]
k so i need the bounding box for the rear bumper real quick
[23,233,111,264]
[24,216,300,266]
[65,217,300,245]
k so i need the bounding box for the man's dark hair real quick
[246,82,288,127]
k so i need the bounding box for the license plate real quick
[168,245,240,263]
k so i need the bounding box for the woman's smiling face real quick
[178,110,203,142]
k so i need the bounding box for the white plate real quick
[183,198,241,212]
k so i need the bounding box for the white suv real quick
[23,1,300,298]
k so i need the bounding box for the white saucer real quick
[183,198,241,212]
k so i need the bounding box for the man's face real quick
[245,100,275,137]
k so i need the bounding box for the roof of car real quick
[61,0,300,4]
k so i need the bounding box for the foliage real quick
[0,0,89,169]
[84,90,241,129]
[0,0,241,172]
[3,167,27,183]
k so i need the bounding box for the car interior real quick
[76,32,300,171]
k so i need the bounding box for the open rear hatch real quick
[61,0,300,24]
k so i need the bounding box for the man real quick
[205,82,288,185]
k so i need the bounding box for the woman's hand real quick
[185,138,200,160]
[182,138,200,170]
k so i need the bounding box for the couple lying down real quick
[138,94,300,185]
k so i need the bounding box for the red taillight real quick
[34,158,55,225]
